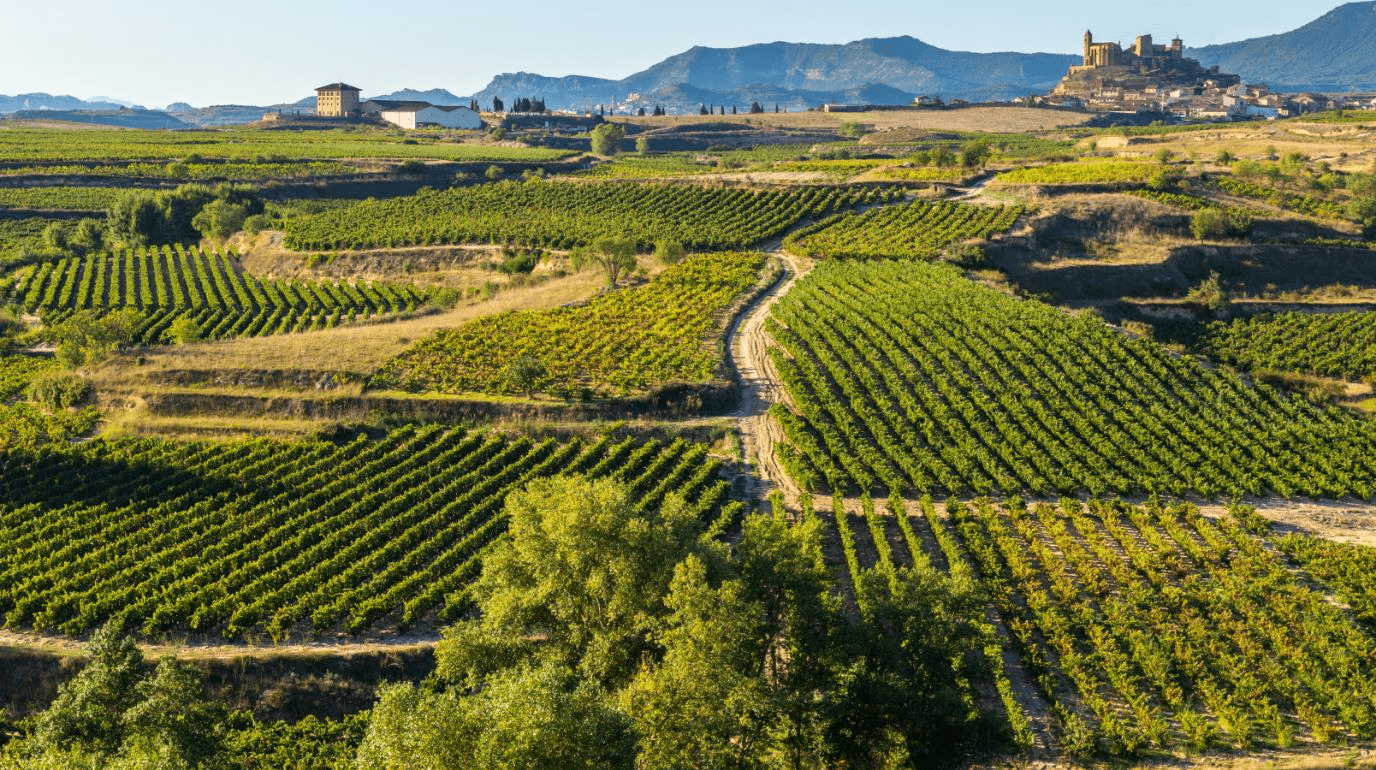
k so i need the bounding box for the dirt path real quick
[0,628,439,660]
[728,248,808,506]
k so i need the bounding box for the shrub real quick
[27,371,90,410]
[1191,208,1252,240]
[399,159,427,176]
[654,240,685,265]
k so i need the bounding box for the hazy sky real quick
[0,0,1351,108]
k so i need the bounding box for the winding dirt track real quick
[727,249,808,506]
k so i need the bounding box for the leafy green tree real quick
[635,135,650,154]
[959,139,991,169]
[33,621,147,756]
[50,309,142,369]
[359,660,635,770]
[1347,172,1376,235]
[163,315,202,345]
[831,565,1004,764]
[590,124,626,157]
[453,476,710,688]
[572,236,637,287]
[191,199,250,242]
[106,191,164,248]
[121,658,225,765]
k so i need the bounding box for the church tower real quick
[1084,30,1093,65]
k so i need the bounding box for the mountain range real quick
[1189,2,1376,92]
[3,3,1375,127]
[470,38,1079,112]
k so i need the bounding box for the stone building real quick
[315,83,361,117]
[1072,32,1184,74]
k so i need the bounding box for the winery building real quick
[316,83,361,117]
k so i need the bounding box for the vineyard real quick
[995,161,1158,185]
[819,493,1376,755]
[0,426,735,640]
[1275,534,1376,634]
[0,128,573,163]
[1215,176,1345,220]
[784,199,1022,259]
[0,160,357,181]
[1197,310,1376,380]
[282,180,900,251]
[7,245,430,343]
[374,252,765,396]
[0,186,126,211]
[767,259,1376,498]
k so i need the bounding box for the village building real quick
[315,83,361,117]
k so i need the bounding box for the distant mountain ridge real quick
[471,37,1079,111]
[1189,2,1376,92]
[0,93,130,114]
[366,88,466,105]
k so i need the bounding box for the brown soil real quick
[729,248,808,505]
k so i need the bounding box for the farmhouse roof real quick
[380,102,435,113]
[316,83,361,92]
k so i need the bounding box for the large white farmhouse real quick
[377,103,483,130]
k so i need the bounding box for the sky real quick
[0,0,1353,108]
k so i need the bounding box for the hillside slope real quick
[1190,2,1376,91]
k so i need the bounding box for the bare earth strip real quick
[728,248,808,505]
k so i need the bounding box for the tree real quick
[750,101,764,114]
[33,621,148,755]
[492,96,504,112]
[1347,172,1376,235]
[50,308,142,369]
[959,139,992,169]
[359,660,635,770]
[19,622,226,767]
[831,566,1006,764]
[122,658,225,765]
[699,104,709,116]
[163,315,202,345]
[572,236,637,287]
[192,199,250,242]
[458,476,709,687]
[590,123,626,156]
[635,135,650,155]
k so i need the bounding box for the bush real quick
[497,247,541,274]
[1191,208,1252,240]
[1185,271,1230,311]
[163,315,202,345]
[485,165,503,181]
[26,371,90,410]
[242,213,275,235]
[399,159,427,176]
[654,240,685,265]
[838,121,868,138]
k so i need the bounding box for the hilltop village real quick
[1034,31,1376,119]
